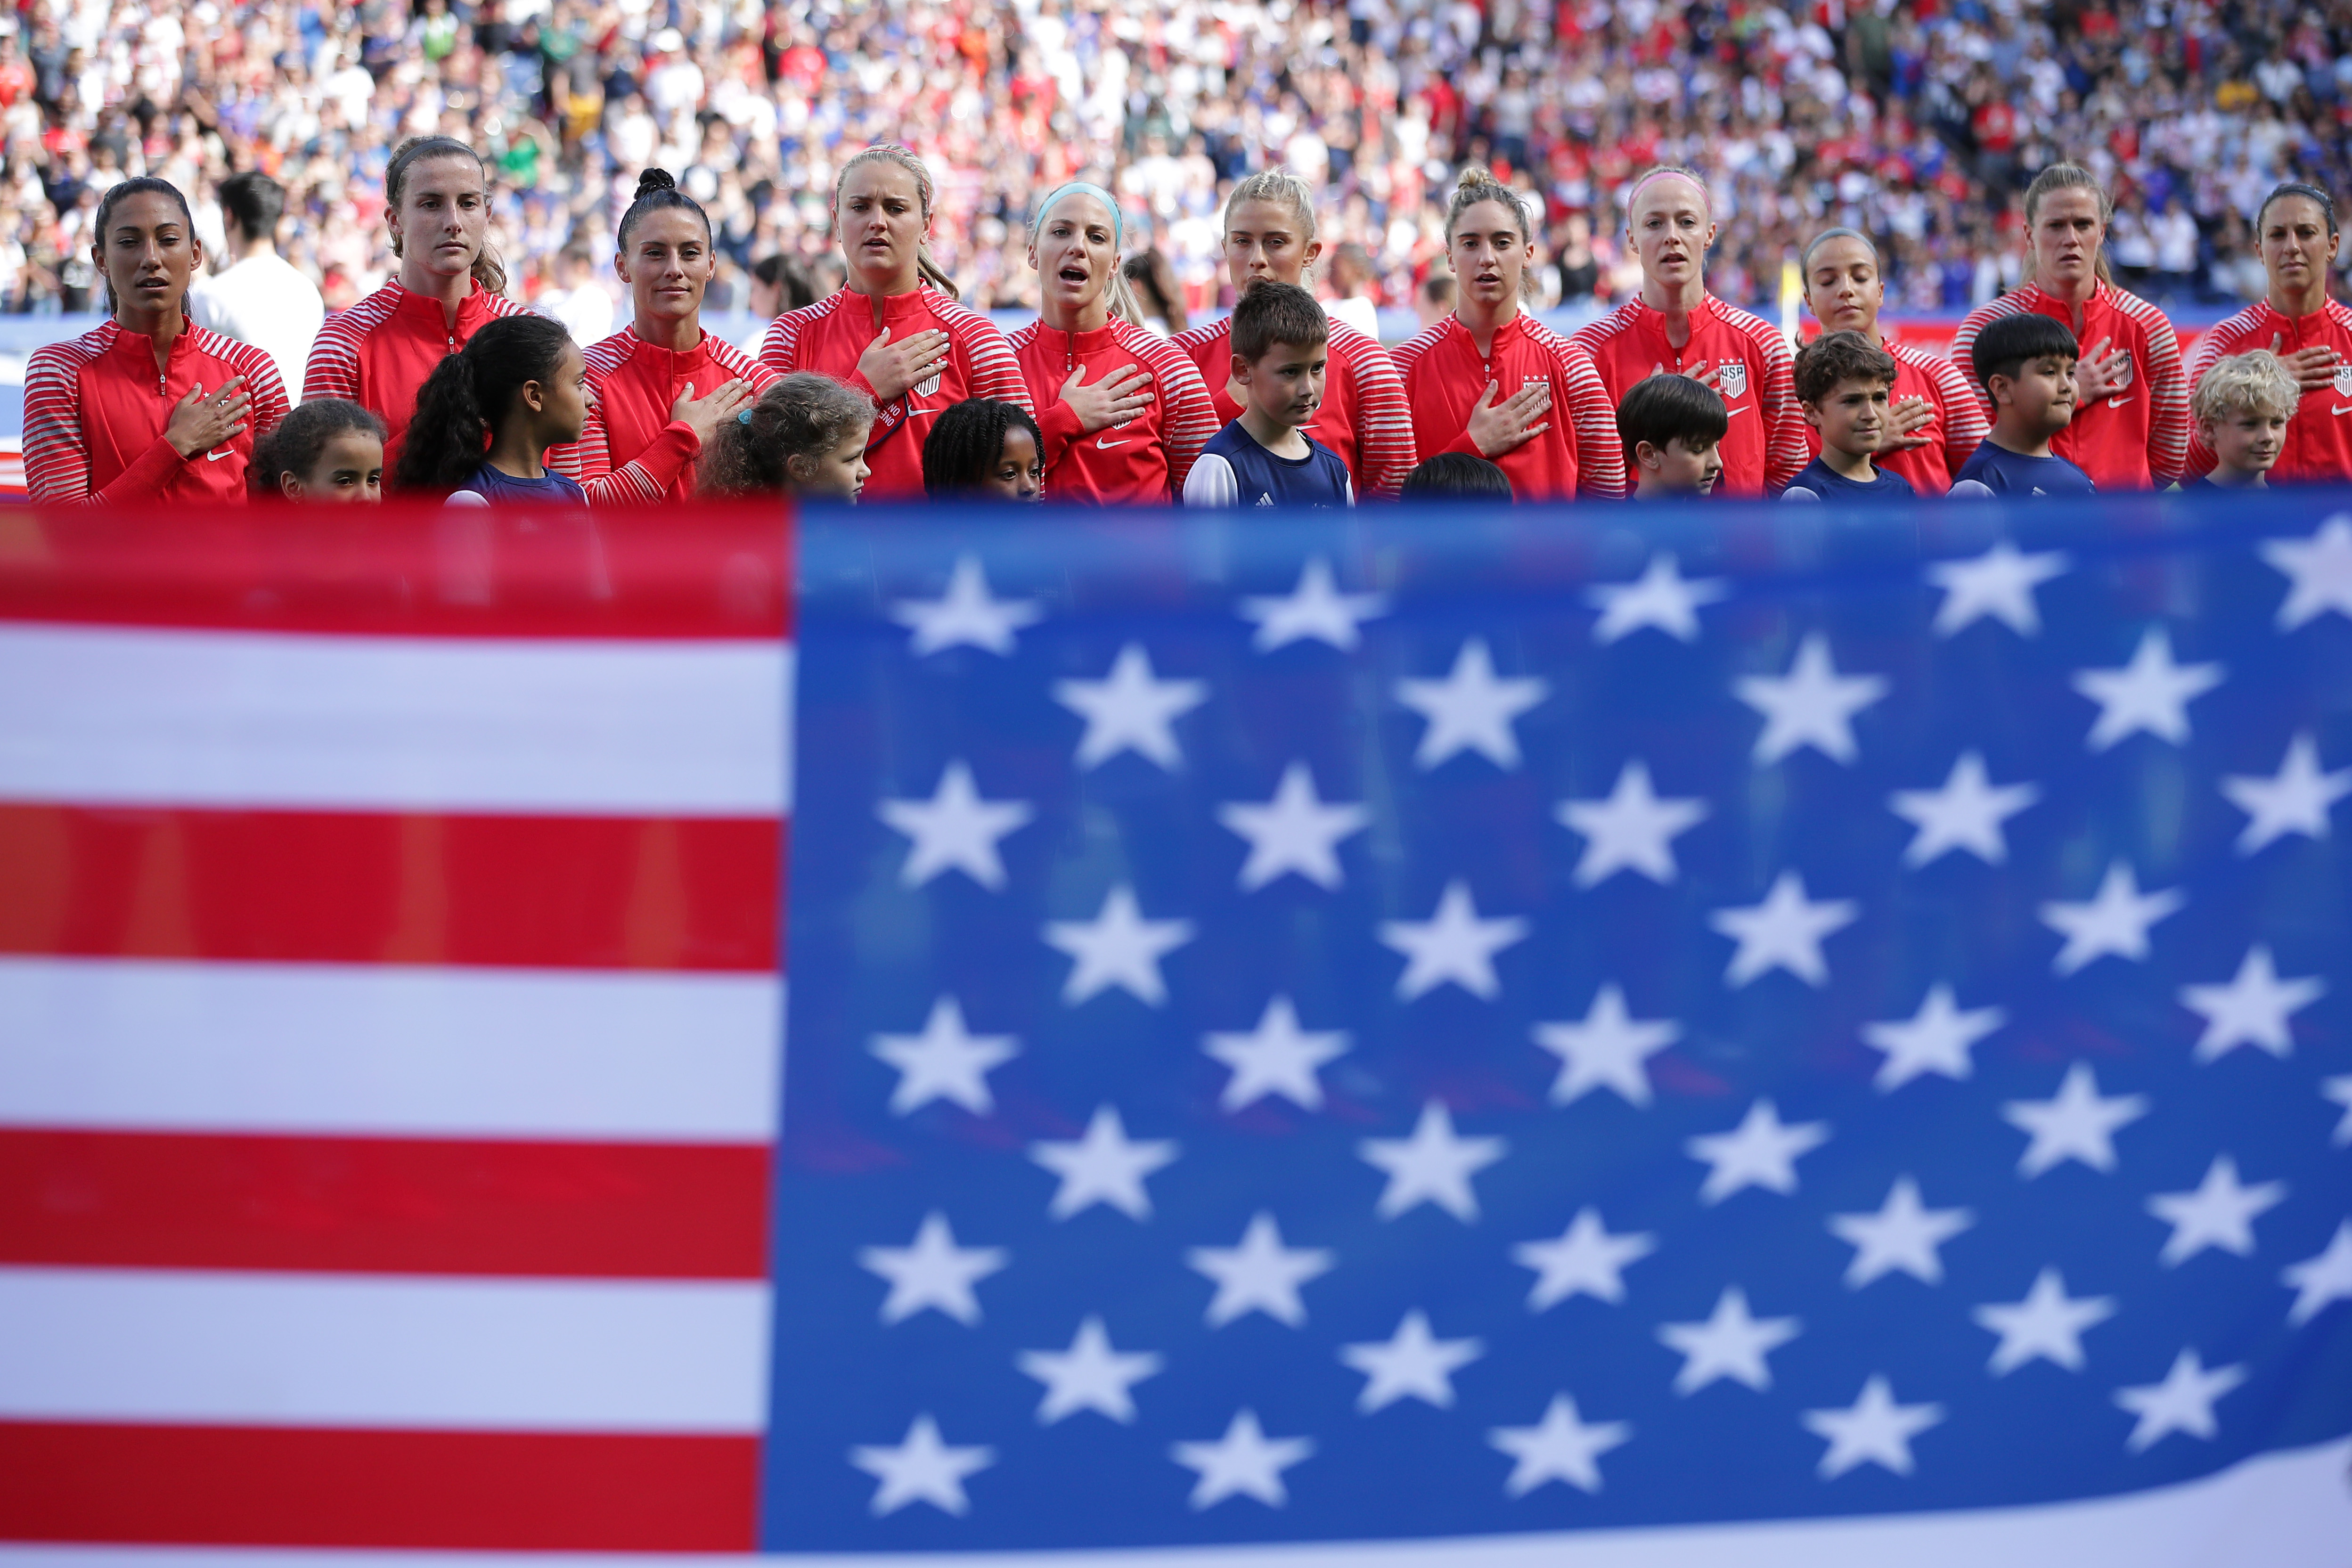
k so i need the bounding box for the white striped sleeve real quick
[1334,325,1417,497]
[1184,451,1239,506]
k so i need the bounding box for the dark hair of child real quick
[1616,374,1729,469]
[923,398,1046,496]
[1400,451,1514,499]
[699,372,877,495]
[1793,329,1899,405]
[249,398,386,499]
[1969,312,2080,392]
[392,313,574,491]
[1230,278,1329,361]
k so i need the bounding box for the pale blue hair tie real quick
[737,409,753,425]
[1033,181,1124,252]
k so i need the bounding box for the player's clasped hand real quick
[164,377,251,458]
[1061,362,1155,432]
[2269,332,2342,390]
[856,327,953,403]
[672,378,755,445]
[1882,393,1938,449]
[2073,335,2134,401]
[1465,379,1550,457]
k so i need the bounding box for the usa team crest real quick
[1716,359,1748,399]
[2109,351,2134,391]
[2331,363,2352,398]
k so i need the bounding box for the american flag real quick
[775,498,2352,1560]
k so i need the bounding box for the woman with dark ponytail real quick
[393,313,589,504]
[304,136,527,470]
[547,169,772,504]
[24,176,290,502]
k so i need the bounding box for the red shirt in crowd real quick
[1390,312,1624,499]
[1799,338,1989,493]
[1009,317,1218,503]
[303,278,526,472]
[24,319,290,503]
[549,326,780,504]
[1568,294,1807,496]
[1952,280,2189,489]
[2181,297,2352,484]
[758,284,1030,500]
[1171,312,1419,497]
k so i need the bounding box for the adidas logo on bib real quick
[1256,493,1275,506]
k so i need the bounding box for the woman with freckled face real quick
[1567,166,1806,497]
[1798,228,1988,492]
[2180,183,2352,484]
[757,143,1030,501]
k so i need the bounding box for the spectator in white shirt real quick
[532,245,615,346]
[187,171,326,402]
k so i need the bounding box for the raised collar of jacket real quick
[1453,309,1528,354]
[1026,319,1121,356]
[392,277,495,335]
[623,323,716,376]
[103,316,198,371]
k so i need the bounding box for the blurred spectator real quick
[1122,249,1188,336]
[533,245,612,345]
[189,170,325,402]
[1416,274,1456,333]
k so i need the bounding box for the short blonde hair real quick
[2193,350,2300,426]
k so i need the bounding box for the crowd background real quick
[3,0,2352,328]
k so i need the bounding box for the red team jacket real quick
[1390,313,1626,499]
[1798,339,1990,493]
[1952,281,2189,489]
[758,284,1030,500]
[1567,295,1807,497]
[2181,297,2352,484]
[1171,313,1418,497]
[1009,318,1219,503]
[24,319,291,503]
[549,326,780,503]
[302,279,528,471]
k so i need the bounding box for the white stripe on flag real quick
[0,625,791,816]
[0,1267,769,1433]
[0,957,782,1143]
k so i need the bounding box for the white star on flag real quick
[890,555,1041,655]
[1203,996,1349,1112]
[2261,515,2352,630]
[1974,1267,2117,1374]
[1803,1375,1944,1479]
[1489,1395,1633,1495]
[2221,732,2352,854]
[2179,945,2324,1062]
[1240,555,1388,651]
[2146,1155,2287,1266]
[1029,1106,1179,1220]
[1927,539,2070,637]
[858,1212,1008,1326]
[1360,1101,1508,1222]
[1532,983,1680,1107]
[1658,1286,1801,1393]
[1218,763,1371,890]
[850,1413,994,1516]
[1829,1176,1975,1287]
[2283,1221,2352,1325]
[1053,644,1208,769]
[1379,880,1530,1000]
[1513,1208,1658,1310]
[1017,1316,1163,1424]
[2328,1076,2352,1145]
[1687,1099,1831,1203]
[1171,1411,1314,1510]
[1187,1213,1334,1327]
[871,997,1019,1116]
[1556,761,1709,885]
[1396,637,1549,768]
[2072,628,2225,750]
[1860,984,2004,1092]
[2040,861,2185,975]
[1888,751,2040,866]
[1735,632,1888,766]
[2115,1349,2246,1452]
[1045,885,1195,1005]
[876,760,1033,890]
[2003,1063,2149,1177]
[1339,1310,1485,1411]
[1709,871,1860,987]
[1587,552,1728,643]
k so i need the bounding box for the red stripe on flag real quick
[0,1130,770,1278]
[0,805,783,971]
[0,1421,760,1550]
[0,503,793,638]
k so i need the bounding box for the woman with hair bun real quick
[303,136,527,471]
[758,143,1029,500]
[548,169,770,503]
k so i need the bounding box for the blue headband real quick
[1034,181,1123,251]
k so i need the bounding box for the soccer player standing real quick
[1800,227,1987,492]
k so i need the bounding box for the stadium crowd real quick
[2,0,2352,324]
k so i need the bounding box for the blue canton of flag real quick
[770,498,2352,1557]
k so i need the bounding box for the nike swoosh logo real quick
[2106,397,2133,408]
[1723,404,1750,416]
[2332,404,2352,416]
[1097,437,1133,449]
[204,448,235,462]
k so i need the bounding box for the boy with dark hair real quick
[1952,313,2096,496]
[1616,373,1727,498]
[1782,329,1914,500]
[1184,280,1355,506]
[1400,450,1514,498]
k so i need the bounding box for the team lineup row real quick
[21,135,2352,508]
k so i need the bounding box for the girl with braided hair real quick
[922,399,1045,500]
[393,313,589,503]
[698,372,876,502]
